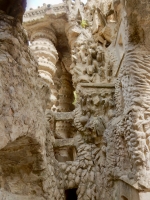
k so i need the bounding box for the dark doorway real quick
[65,188,77,200]
[121,196,128,200]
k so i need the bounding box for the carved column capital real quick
[30,27,57,46]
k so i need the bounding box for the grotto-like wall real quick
[0,1,59,199]
[0,0,150,200]
[24,1,150,199]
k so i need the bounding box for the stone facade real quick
[0,0,150,199]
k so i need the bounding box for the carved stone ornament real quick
[0,0,150,199]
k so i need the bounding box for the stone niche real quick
[0,137,45,196]
[54,146,77,162]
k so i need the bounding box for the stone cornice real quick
[23,3,67,24]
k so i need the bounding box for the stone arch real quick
[0,136,45,196]
[121,196,128,200]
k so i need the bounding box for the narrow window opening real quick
[65,188,77,200]
[54,146,77,162]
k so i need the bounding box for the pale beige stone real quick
[0,0,150,199]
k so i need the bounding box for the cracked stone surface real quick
[0,0,150,199]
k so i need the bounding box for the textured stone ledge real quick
[54,138,74,148]
[53,112,74,121]
[80,83,115,88]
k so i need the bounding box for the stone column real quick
[58,71,74,112]
[54,71,75,162]
[51,77,61,112]
[29,27,59,108]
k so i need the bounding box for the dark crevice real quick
[65,188,77,200]
[121,196,128,200]
[0,0,26,22]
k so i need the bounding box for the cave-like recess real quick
[65,188,77,200]
[0,0,26,22]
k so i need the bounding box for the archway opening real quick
[121,196,128,200]
[65,188,77,200]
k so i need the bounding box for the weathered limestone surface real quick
[0,0,150,200]
[0,7,58,200]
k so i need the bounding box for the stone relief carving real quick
[70,41,113,86]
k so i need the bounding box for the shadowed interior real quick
[65,188,77,200]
